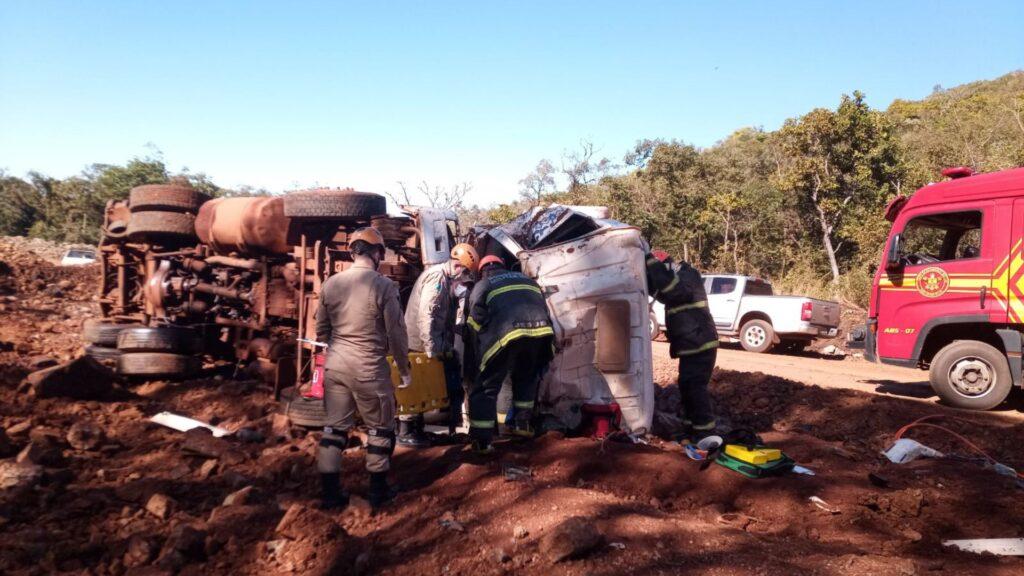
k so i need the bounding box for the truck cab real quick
[862,166,1024,409]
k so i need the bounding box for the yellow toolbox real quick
[723,444,783,465]
[388,353,448,416]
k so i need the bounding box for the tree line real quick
[498,71,1024,306]
[1,72,1021,306]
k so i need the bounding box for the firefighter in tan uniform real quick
[315,227,412,510]
[645,250,719,439]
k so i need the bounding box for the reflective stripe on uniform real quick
[470,419,495,429]
[692,419,717,431]
[486,284,542,304]
[479,326,555,371]
[513,400,534,409]
[467,317,482,332]
[675,339,719,356]
[660,275,679,295]
[666,300,707,315]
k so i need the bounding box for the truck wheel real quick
[929,340,1012,410]
[118,352,200,379]
[283,189,386,220]
[279,386,328,428]
[740,319,774,353]
[129,184,211,213]
[649,312,661,341]
[82,320,141,347]
[126,211,198,242]
[84,344,122,364]
[116,326,201,354]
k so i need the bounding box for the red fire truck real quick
[858,166,1024,410]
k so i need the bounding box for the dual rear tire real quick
[83,322,201,380]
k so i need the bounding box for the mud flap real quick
[996,329,1022,388]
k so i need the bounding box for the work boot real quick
[317,472,349,511]
[368,472,397,511]
[509,411,535,438]
[397,416,432,448]
[469,438,494,456]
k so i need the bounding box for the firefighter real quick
[314,227,412,510]
[463,255,554,454]
[645,250,719,439]
[398,243,480,446]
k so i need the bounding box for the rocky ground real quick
[1,236,1023,575]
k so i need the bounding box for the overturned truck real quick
[88,184,457,398]
[87,187,655,435]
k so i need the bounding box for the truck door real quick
[706,276,741,329]
[875,207,994,362]
[1002,200,1024,323]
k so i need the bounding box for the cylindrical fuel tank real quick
[195,197,291,254]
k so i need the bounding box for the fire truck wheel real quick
[279,386,328,428]
[283,189,386,220]
[126,211,198,242]
[116,326,202,354]
[929,340,1012,410]
[649,312,661,341]
[739,319,775,353]
[118,352,200,379]
[82,320,141,347]
[84,344,122,365]
[129,184,211,213]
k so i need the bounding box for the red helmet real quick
[478,255,505,269]
[651,250,671,263]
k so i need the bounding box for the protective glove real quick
[399,373,413,389]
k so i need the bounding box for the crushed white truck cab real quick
[651,274,840,353]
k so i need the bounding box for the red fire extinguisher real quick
[298,339,328,400]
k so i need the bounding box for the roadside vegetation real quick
[1,72,1021,307]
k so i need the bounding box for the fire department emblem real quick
[915,267,949,298]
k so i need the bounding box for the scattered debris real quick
[513,525,529,540]
[66,420,105,451]
[883,438,943,464]
[943,538,1024,556]
[439,511,466,533]
[150,411,231,437]
[502,463,532,481]
[145,493,175,520]
[809,496,840,514]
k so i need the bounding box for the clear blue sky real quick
[1,1,1022,206]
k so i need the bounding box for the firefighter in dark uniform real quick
[463,255,554,454]
[646,250,719,439]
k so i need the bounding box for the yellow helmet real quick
[349,227,385,248]
[450,243,480,272]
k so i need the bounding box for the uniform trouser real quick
[468,336,551,444]
[677,347,717,431]
[317,368,396,474]
[443,355,464,429]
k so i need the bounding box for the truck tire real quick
[82,320,141,347]
[649,312,661,341]
[126,211,198,242]
[118,352,200,379]
[279,386,328,428]
[283,189,386,220]
[929,340,1013,410]
[129,184,211,213]
[740,319,775,353]
[116,326,201,354]
[84,344,122,364]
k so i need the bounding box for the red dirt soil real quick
[1,237,1022,575]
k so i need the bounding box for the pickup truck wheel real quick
[740,319,774,353]
[649,312,661,341]
[929,341,1012,410]
[283,189,386,220]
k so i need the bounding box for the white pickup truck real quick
[651,274,841,353]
